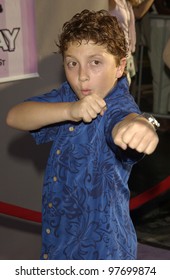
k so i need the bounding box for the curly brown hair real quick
[57,9,128,64]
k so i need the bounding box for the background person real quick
[148,0,170,115]
[109,0,155,86]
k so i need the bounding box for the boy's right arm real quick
[6,101,74,131]
[6,95,106,131]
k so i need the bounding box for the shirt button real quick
[53,176,57,182]
[46,228,51,234]
[48,202,53,208]
[69,126,75,132]
[56,149,61,155]
[43,254,48,259]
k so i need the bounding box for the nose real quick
[78,65,89,82]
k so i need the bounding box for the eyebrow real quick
[64,54,105,59]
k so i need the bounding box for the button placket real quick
[43,253,48,260]
[56,149,61,155]
[53,176,57,182]
[69,126,75,132]
[46,228,51,234]
[48,202,53,208]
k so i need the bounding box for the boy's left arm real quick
[112,113,159,155]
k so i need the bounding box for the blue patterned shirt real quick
[28,76,142,260]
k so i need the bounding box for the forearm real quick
[112,113,139,138]
[112,112,156,137]
[133,0,154,19]
[6,101,73,131]
[108,0,116,10]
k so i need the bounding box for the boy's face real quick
[64,40,126,100]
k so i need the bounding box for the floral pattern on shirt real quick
[28,77,142,259]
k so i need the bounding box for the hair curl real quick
[57,10,128,64]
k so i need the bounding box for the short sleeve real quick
[104,89,144,164]
[25,84,68,145]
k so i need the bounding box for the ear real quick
[116,58,127,78]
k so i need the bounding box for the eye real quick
[67,61,77,68]
[91,60,101,66]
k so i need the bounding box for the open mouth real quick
[81,89,92,96]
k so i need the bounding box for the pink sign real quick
[0,0,38,83]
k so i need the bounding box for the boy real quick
[6,10,159,260]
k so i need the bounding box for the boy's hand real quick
[112,113,159,155]
[69,94,107,122]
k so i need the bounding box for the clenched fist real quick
[112,113,159,155]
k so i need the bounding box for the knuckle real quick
[114,137,122,146]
